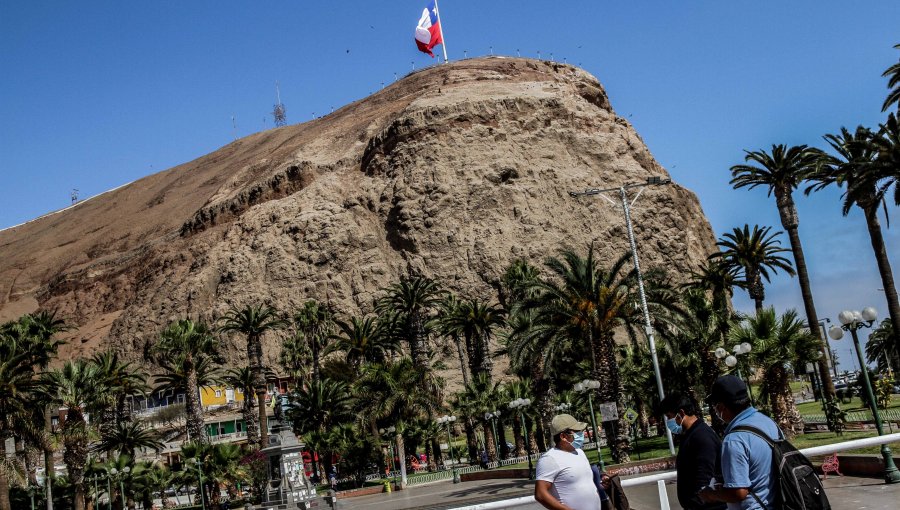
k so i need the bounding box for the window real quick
[237,422,243,432]
[215,390,222,398]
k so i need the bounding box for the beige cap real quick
[550,414,588,436]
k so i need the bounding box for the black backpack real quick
[729,425,830,510]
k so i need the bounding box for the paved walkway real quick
[334,474,900,509]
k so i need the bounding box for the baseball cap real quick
[550,414,587,436]
[706,375,749,406]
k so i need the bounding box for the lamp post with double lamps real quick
[436,415,460,483]
[574,379,605,470]
[569,176,677,456]
[508,398,534,479]
[828,307,900,484]
[484,411,502,463]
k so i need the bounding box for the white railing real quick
[447,432,900,510]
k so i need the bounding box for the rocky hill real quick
[0,57,718,377]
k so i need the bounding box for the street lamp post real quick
[437,416,460,483]
[484,411,502,463]
[190,458,207,510]
[118,466,130,509]
[828,307,900,484]
[715,343,754,404]
[508,398,534,479]
[105,469,113,510]
[574,379,605,471]
[569,176,676,455]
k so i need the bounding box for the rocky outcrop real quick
[0,57,718,378]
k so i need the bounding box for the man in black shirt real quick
[659,392,726,510]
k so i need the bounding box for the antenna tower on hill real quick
[273,81,287,127]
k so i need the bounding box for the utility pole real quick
[569,176,677,456]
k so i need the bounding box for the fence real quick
[447,432,900,510]
[802,409,900,424]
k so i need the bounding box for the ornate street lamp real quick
[828,307,900,484]
[574,379,605,470]
[484,411,502,463]
[436,415,460,483]
[716,343,755,404]
[508,398,534,479]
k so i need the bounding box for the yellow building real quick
[199,385,246,408]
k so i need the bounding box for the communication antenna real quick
[70,189,79,204]
[272,81,287,127]
[489,46,493,56]
[516,48,520,57]
[232,115,237,139]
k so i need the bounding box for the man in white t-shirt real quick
[535,414,602,510]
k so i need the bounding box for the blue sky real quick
[1,1,898,369]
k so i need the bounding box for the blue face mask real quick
[571,430,585,449]
[666,415,683,435]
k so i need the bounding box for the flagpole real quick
[434,0,449,63]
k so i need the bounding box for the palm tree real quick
[150,319,218,444]
[730,308,819,439]
[219,366,261,446]
[711,224,794,312]
[516,247,675,462]
[328,316,399,371]
[38,360,105,510]
[93,421,163,460]
[866,319,898,373]
[685,260,744,314]
[882,43,900,113]
[730,145,826,371]
[812,124,900,371]
[92,350,149,430]
[499,259,541,310]
[292,300,335,387]
[433,294,471,388]
[0,328,37,510]
[375,276,443,370]
[439,299,506,382]
[218,304,286,448]
[288,378,354,481]
[354,358,439,488]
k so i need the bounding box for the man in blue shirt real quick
[699,375,779,510]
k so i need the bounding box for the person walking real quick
[658,392,726,510]
[535,414,602,510]
[699,375,779,510]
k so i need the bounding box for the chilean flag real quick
[415,0,443,57]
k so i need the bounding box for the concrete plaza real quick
[334,474,900,509]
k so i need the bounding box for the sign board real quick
[623,408,638,424]
[598,402,618,422]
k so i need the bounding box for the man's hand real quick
[534,480,572,510]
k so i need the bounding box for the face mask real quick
[665,415,683,435]
[713,404,726,423]
[571,430,585,449]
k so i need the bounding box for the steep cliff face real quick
[0,57,717,374]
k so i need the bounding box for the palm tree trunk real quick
[777,194,837,400]
[464,419,478,462]
[595,331,631,463]
[863,204,900,366]
[184,363,207,445]
[498,421,509,459]
[247,333,269,448]
[410,312,429,370]
[395,433,407,489]
[0,438,10,510]
[485,421,497,463]
[63,411,89,510]
[453,334,470,388]
[243,394,259,446]
[512,417,525,457]
[430,437,442,469]
[478,333,493,382]
[748,270,765,313]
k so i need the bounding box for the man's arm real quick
[699,486,750,503]
[534,480,572,510]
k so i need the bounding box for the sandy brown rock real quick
[0,58,717,380]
